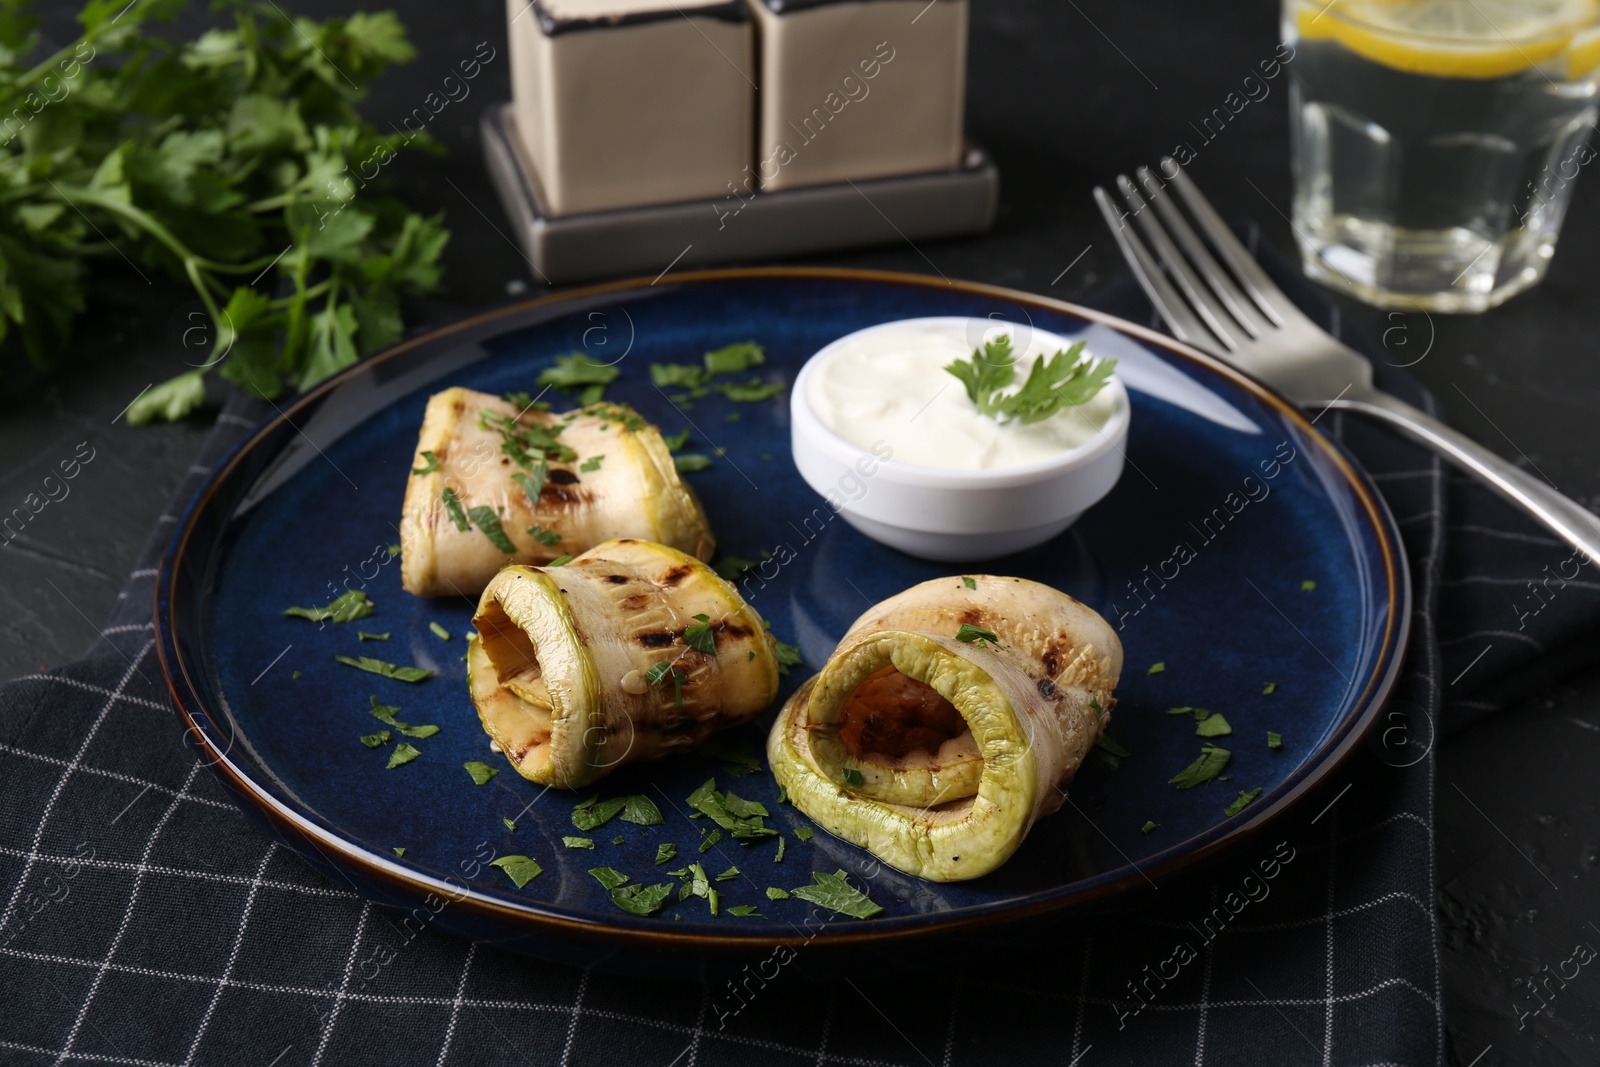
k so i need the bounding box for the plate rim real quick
[155,265,1411,951]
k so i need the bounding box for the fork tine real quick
[1093,185,1216,351]
[1135,166,1272,341]
[1163,162,1291,327]
[1113,174,1244,352]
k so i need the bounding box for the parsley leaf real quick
[962,576,977,590]
[704,341,765,375]
[538,353,618,403]
[1169,744,1231,788]
[412,451,440,476]
[1094,733,1132,770]
[1262,681,1278,695]
[1148,662,1166,675]
[512,463,548,506]
[589,867,630,890]
[1195,713,1233,738]
[644,661,686,707]
[766,886,790,900]
[467,505,516,554]
[716,379,785,403]
[715,866,740,882]
[955,623,999,647]
[489,854,543,888]
[698,829,723,853]
[795,826,814,842]
[620,795,665,826]
[386,743,421,769]
[359,731,391,749]
[609,882,676,916]
[1302,579,1317,591]
[1141,821,1158,833]
[674,453,713,473]
[656,843,678,864]
[503,817,517,831]
[842,767,864,786]
[335,656,433,683]
[357,631,390,642]
[572,796,629,831]
[1267,731,1284,750]
[790,870,882,919]
[441,488,469,532]
[1224,787,1263,817]
[463,761,499,785]
[547,555,573,567]
[944,336,1115,425]
[774,640,802,676]
[713,555,757,581]
[527,524,561,547]
[564,836,595,849]
[683,614,717,655]
[663,428,691,451]
[686,779,777,840]
[726,904,760,917]
[579,455,605,473]
[285,590,374,623]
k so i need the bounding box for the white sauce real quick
[805,320,1123,471]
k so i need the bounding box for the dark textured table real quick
[2,1,1597,1063]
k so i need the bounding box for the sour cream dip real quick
[804,318,1125,471]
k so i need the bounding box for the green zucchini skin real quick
[469,538,778,789]
[768,575,1122,882]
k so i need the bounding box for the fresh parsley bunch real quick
[945,334,1116,425]
[0,0,448,422]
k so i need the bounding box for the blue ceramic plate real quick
[156,268,1408,970]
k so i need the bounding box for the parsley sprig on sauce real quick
[944,334,1116,425]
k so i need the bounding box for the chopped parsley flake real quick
[795,826,814,842]
[285,589,374,623]
[612,835,624,846]
[440,487,469,531]
[1094,734,1132,770]
[955,623,999,647]
[704,341,765,375]
[467,505,517,554]
[712,555,758,581]
[358,631,390,642]
[1267,731,1284,750]
[683,614,717,655]
[842,767,864,787]
[774,640,802,676]
[1169,744,1231,788]
[589,867,630,890]
[1148,662,1166,675]
[644,661,686,707]
[1141,821,1158,834]
[512,462,548,507]
[686,779,777,840]
[563,836,595,849]
[715,866,739,882]
[368,698,438,738]
[1089,696,1102,720]
[716,379,785,403]
[1195,713,1233,738]
[429,621,451,641]
[656,843,678,864]
[579,455,605,472]
[962,576,977,590]
[766,887,790,900]
[1302,580,1317,591]
[572,796,628,831]
[392,847,406,857]
[621,795,665,826]
[412,451,440,475]
[503,817,517,831]
[387,544,401,557]
[527,524,561,546]
[489,854,543,888]
[464,761,500,785]
[774,836,786,863]
[674,453,713,473]
[663,428,691,451]
[359,731,391,749]
[1224,788,1263,817]
[699,829,723,852]
[1262,681,1278,695]
[386,743,421,769]
[608,882,675,916]
[538,353,619,404]
[547,554,573,567]
[336,656,434,683]
[790,869,882,919]
[726,905,760,916]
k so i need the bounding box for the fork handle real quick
[1328,389,1600,562]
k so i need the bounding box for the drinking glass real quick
[1284,0,1600,312]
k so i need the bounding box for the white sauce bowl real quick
[790,317,1130,562]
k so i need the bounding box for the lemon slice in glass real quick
[1297,0,1600,78]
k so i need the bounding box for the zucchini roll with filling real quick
[768,576,1122,882]
[400,387,714,597]
[467,538,780,789]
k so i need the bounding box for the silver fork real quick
[1095,162,1600,562]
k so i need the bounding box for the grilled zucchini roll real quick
[467,539,780,789]
[768,576,1122,882]
[400,387,714,597]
